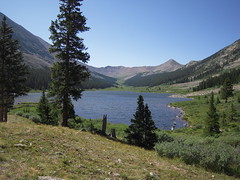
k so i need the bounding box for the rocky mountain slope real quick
[87,59,183,79]
[125,39,240,87]
[0,12,118,88]
[0,12,56,68]
[0,12,183,87]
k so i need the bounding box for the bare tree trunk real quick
[102,114,107,134]
[61,94,69,127]
[111,128,116,138]
[4,107,7,122]
[0,106,3,122]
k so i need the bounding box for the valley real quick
[1,7,240,180]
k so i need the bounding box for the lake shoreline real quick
[15,91,191,130]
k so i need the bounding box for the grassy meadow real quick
[0,115,238,180]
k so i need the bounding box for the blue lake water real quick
[15,91,190,130]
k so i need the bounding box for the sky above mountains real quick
[1,0,240,67]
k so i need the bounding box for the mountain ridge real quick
[125,39,240,87]
[0,12,183,81]
[2,11,240,89]
[87,59,183,79]
[0,12,56,68]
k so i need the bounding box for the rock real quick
[113,173,120,177]
[14,143,27,148]
[19,139,28,143]
[38,176,64,180]
[55,152,63,155]
[116,158,122,163]
[149,172,159,179]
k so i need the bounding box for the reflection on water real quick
[15,91,190,130]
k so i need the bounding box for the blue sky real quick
[1,0,240,67]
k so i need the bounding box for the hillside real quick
[125,39,240,87]
[0,115,236,180]
[0,12,56,68]
[0,12,118,89]
[88,59,183,79]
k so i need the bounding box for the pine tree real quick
[227,103,237,122]
[0,16,28,122]
[49,0,90,127]
[143,104,157,149]
[205,92,220,136]
[220,78,233,103]
[125,95,145,147]
[37,90,58,125]
[125,95,157,149]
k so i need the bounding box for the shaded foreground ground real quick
[0,115,237,179]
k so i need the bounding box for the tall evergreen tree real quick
[220,78,233,103]
[0,16,28,122]
[125,95,157,149]
[205,92,220,136]
[49,0,90,127]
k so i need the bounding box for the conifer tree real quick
[205,92,220,135]
[125,95,145,146]
[142,104,157,149]
[37,90,58,125]
[220,78,233,103]
[227,103,237,122]
[49,0,90,126]
[0,16,28,122]
[125,95,157,149]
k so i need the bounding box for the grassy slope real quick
[0,115,236,180]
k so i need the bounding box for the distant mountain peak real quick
[164,59,181,65]
[87,60,183,79]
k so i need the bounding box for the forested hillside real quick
[193,68,240,91]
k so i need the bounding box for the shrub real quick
[155,135,240,176]
[21,113,31,119]
[156,131,174,143]
[29,115,41,124]
[68,118,83,130]
[15,111,23,116]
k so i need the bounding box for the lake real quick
[15,91,190,130]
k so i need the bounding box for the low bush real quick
[21,113,31,119]
[15,111,23,116]
[29,115,41,124]
[155,135,240,177]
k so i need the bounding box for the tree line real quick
[26,67,117,90]
[193,68,240,91]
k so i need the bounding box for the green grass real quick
[69,118,128,139]
[0,115,237,180]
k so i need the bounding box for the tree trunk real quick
[0,106,3,122]
[61,94,69,127]
[3,107,7,122]
[102,114,107,134]
[111,128,116,138]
